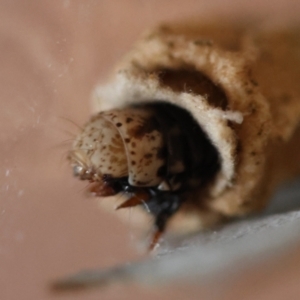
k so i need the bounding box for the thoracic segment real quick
[101,108,166,187]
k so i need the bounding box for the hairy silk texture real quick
[69,20,300,244]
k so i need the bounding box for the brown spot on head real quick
[250,79,258,86]
[127,116,161,140]
[131,142,136,148]
[144,160,152,166]
[126,117,133,123]
[116,122,122,127]
[131,160,136,165]
[168,41,174,48]
[144,153,153,159]
[125,138,130,143]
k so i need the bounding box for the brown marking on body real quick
[144,153,153,159]
[127,116,160,139]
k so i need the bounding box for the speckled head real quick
[68,107,166,186]
[68,113,128,182]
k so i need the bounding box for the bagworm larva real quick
[68,20,300,248]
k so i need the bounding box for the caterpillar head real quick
[68,107,166,187]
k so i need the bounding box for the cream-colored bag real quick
[92,21,300,232]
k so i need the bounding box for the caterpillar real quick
[68,99,221,249]
[68,20,300,249]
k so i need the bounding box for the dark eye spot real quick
[116,122,122,127]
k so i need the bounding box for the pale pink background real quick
[1,1,300,299]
